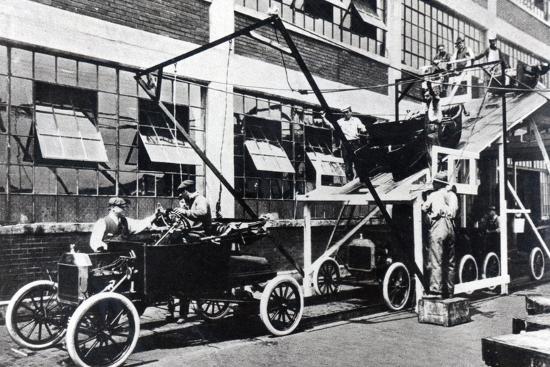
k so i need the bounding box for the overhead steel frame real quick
[135,14,429,293]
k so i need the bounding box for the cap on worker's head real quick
[488,205,497,211]
[341,105,352,113]
[487,30,497,41]
[177,179,195,193]
[455,35,465,44]
[433,171,448,185]
[108,197,128,208]
[437,43,446,49]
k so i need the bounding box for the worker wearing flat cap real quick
[172,179,212,233]
[89,197,160,252]
[422,171,459,298]
[450,34,474,71]
[327,105,367,181]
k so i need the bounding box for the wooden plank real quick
[529,119,550,177]
[454,275,510,294]
[482,330,550,367]
[499,137,509,295]
[413,198,424,310]
[417,297,470,327]
[303,203,313,297]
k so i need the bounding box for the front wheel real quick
[313,259,341,296]
[260,276,304,336]
[6,280,68,350]
[458,254,478,294]
[530,246,545,281]
[196,300,231,321]
[482,252,500,290]
[382,262,411,311]
[66,293,140,367]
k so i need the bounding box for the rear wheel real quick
[196,300,231,321]
[458,254,478,294]
[530,246,545,281]
[382,262,411,311]
[482,252,500,290]
[6,280,68,350]
[313,259,341,296]
[260,276,304,336]
[66,292,140,367]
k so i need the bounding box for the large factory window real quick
[34,83,108,163]
[305,125,346,188]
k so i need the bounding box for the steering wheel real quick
[168,210,192,231]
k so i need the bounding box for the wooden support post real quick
[303,203,313,297]
[499,137,509,295]
[413,198,424,311]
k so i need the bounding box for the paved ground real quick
[1,279,548,367]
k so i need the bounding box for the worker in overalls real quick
[422,172,459,298]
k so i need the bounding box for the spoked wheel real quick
[313,259,341,296]
[458,254,478,295]
[196,299,231,321]
[260,275,304,336]
[382,262,411,311]
[530,246,545,281]
[6,280,68,350]
[482,252,501,290]
[66,293,140,367]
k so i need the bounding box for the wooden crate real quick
[482,330,550,367]
[526,296,550,315]
[512,314,550,334]
[417,297,470,327]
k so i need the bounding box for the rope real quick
[216,40,233,219]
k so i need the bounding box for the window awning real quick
[139,126,200,165]
[245,140,295,173]
[350,0,386,30]
[35,105,108,162]
[307,151,346,177]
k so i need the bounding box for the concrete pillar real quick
[386,0,403,120]
[205,0,235,218]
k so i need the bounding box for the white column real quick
[386,0,403,118]
[205,0,235,217]
[303,203,313,297]
[498,137,509,294]
[413,198,424,310]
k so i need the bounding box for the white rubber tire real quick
[6,280,66,350]
[529,246,545,281]
[458,254,478,294]
[312,258,341,296]
[260,275,304,336]
[482,252,500,290]
[66,292,140,367]
[382,262,411,311]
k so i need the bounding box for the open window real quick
[138,99,200,168]
[34,83,108,163]
[305,125,345,188]
[349,0,385,31]
[302,0,333,22]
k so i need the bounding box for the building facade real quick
[1,0,550,298]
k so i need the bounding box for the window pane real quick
[0,45,7,75]
[9,135,33,164]
[0,163,6,192]
[99,126,116,144]
[98,66,117,92]
[155,174,172,196]
[37,135,64,158]
[174,81,189,106]
[11,108,33,136]
[119,146,138,171]
[78,169,97,195]
[78,61,98,90]
[34,166,56,194]
[0,134,6,163]
[98,92,117,120]
[119,171,137,196]
[189,84,202,107]
[9,165,33,193]
[57,57,77,86]
[11,78,33,107]
[119,126,138,146]
[57,168,77,194]
[11,48,33,78]
[119,70,137,96]
[63,138,86,159]
[98,170,116,195]
[119,96,138,122]
[34,53,55,82]
[138,173,155,196]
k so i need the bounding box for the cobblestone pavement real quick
[1,280,549,367]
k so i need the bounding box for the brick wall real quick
[235,14,389,95]
[29,0,210,45]
[0,225,339,300]
[497,0,550,45]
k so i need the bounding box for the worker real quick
[450,35,474,71]
[89,197,159,252]
[327,106,367,181]
[479,205,500,250]
[172,179,212,235]
[422,171,459,299]
[474,31,508,92]
[432,44,451,72]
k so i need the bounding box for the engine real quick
[57,252,92,305]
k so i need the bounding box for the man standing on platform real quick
[422,172,459,298]
[328,105,367,181]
